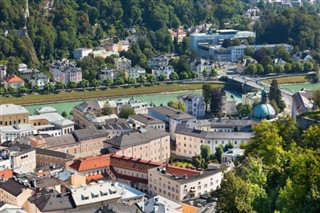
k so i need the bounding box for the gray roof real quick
[149,106,194,120]
[0,179,30,196]
[35,107,57,114]
[35,148,74,160]
[129,114,165,125]
[28,189,75,212]
[74,100,105,112]
[44,135,77,148]
[175,123,253,140]
[186,119,252,129]
[0,104,29,116]
[72,129,109,141]
[105,128,169,149]
[103,119,132,131]
[105,203,142,213]
[149,166,222,184]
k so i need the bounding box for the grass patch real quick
[262,76,309,84]
[1,83,223,105]
[172,161,194,168]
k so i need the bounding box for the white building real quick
[221,92,237,115]
[0,124,37,143]
[49,60,82,84]
[117,98,152,115]
[175,122,253,158]
[18,63,28,73]
[68,181,122,210]
[190,58,215,77]
[144,195,183,213]
[126,66,146,79]
[9,146,36,174]
[190,29,256,51]
[30,73,50,89]
[292,90,314,119]
[0,64,7,83]
[73,48,93,59]
[99,68,118,81]
[152,66,175,79]
[147,55,170,68]
[178,94,206,119]
[115,56,131,71]
[148,165,223,202]
[221,148,245,165]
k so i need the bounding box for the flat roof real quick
[129,114,164,125]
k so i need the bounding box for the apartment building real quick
[49,60,82,84]
[148,106,194,140]
[99,67,118,81]
[178,94,206,119]
[152,66,175,79]
[147,55,170,68]
[148,165,223,202]
[126,66,146,79]
[102,118,133,139]
[175,122,253,158]
[115,56,131,71]
[0,178,35,208]
[9,146,36,174]
[0,104,29,127]
[35,148,75,168]
[104,128,170,163]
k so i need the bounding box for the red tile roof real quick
[86,173,109,184]
[0,169,13,181]
[166,165,201,177]
[110,155,165,173]
[5,75,24,83]
[110,166,148,184]
[70,155,111,172]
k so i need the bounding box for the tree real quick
[246,64,257,76]
[200,145,211,161]
[202,84,212,113]
[256,64,264,74]
[68,81,77,89]
[119,107,135,118]
[90,79,100,88]
[78,79,89,88]
[44,83,54,92]
[127,78,136,85]
[210,69,217,78]
[0,87,4,95]
[18,86,29,94]
[265,64,274,74]
[103,104,113,116]
[269,99,280,115]
[137,76,146,84]
[146,74,156,84]
[61,111,67,118]
[191,71,198,79]
[284,63,293,73]
[210,88,223,117]
[215,145,224,163]
[167,100,186,112]
[179,71,189,80]
[274,65,284,73]
[169,72,179,81]
[236,104,252,117]
[158,74,167,82]
[304,61,314,72]
[192,155,205,169]
[103,79,113,87]
[269,79,284,111]
[55,81,66,90]
[292,62,304,73]
[312,89,320,109]
[203,69,208,79]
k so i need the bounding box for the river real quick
[25,90,242,116]
[280,83,320,93]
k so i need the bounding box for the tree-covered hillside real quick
[0,0,246,67]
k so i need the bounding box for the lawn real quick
[262,76,309,84]
[1,83,223,105]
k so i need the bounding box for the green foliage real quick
[237,103,252,117]
[102,104,113,116]
[119,107,135,118]
[167,100,186,112]
[61,111,67,118]
[169,72,179,81]
[312,89,320,109]
[210,88,224,117]
[200,145,211,161]
[269,80,285,112]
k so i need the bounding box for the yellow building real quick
[0,104,29,126]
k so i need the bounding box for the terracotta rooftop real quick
[70,155,111,172]
[166,165,201,177]
[85,173,109,184]
[5,75,24,83]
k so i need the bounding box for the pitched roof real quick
[28,189,75,212]
[0,178,30,196]
[105,128,169,149]
[44,135,77,148]
[5,75,24,83]
[72,129,109,141]
[0,104,29,115]
[129,114,164,125]
[35,148,74,160]
[149,106,194,120]
[70,155,111,172]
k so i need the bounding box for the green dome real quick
[252,103,276,120]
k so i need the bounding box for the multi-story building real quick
[0,104,29,126]
[116,98,152,115]
[186,119,253,132]
[0,178,35,208]
[175,122,253,158]
[35,148,75,168]
[148,106,194,140]
[9,145,36,173]
[30,73,50,89]
[148,165,223,202]
[190,58,215,77]
[102,118,133,139]
[190,29,256,52]
[292,90,314,119]
[99,67,118,81]
[147,55,170,68]
[126,66,146,79]
[178,94,206,118]
[152,66,175,79]
[3,75,25,90]
[104,128,170,163]
[128,114,165,131]
[0,64,7,83]
[115,56,131,71]
[73,48,93,59]
[49,60,82,84]
[221,148,245,165]
[0,124,37,142]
